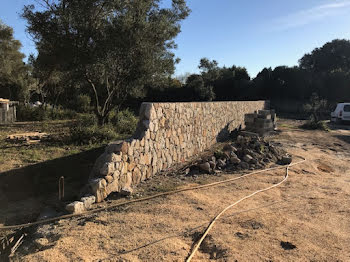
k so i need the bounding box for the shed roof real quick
[0,98,10,104]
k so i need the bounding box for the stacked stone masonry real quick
[89,101,268,202]
[244,109,277,136]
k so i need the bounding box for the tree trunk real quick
[97,112,108,126]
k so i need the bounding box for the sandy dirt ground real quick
[8,120,350,261]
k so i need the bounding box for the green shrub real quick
[17,105,49,121]
[301,93,329,131]
[70,114,118,144]
[109,109,138,134]
[17,105,77,121]
[301,120,329,131]
[49,108,77,120]
[76,94,91,113]
[70,109,137,145]
[76,113,98,126]
[70,125,119,145]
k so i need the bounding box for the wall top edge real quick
[141,100,267,105]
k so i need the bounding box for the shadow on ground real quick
[334,135,350,145]
[0,146,104,224]
[328,121,350,131]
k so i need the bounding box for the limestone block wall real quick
[89,101,268,202]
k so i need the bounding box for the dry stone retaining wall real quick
[89,101,268,202]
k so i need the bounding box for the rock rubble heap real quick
[65,101,269,213]
[192,132,291,175]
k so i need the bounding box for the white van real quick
[331,103,350,123]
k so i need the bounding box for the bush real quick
[70,114,119,145]
[301,93,329,131]
[70,109,137,145]
[17,104,77,121]
[303,93,328,122]
[76,94,91,113]
[17,105,48,121]
[75,113,98,126]
[70,125,119,145]
[301,120,329,131]
[109,109,138,134]
[49,108,77,120]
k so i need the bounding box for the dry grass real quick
[4,119,350,261]
[0,120,102,173]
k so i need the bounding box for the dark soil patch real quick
[280,241,297,250]
[239,219,264,230]
[235,232,249,240]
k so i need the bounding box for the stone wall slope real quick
[89,101,267,202]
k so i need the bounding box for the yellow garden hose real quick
[0,158,305,233]
[185,157,306,262]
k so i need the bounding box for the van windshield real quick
[344,105,350,112]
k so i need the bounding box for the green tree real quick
[186,74,215,101]
[213,65,251,100]
[23,0,190,125]
[302,92,329,130]
[299,39,350,102]
[184,58,220,101]
[199,58,221,83]
[299,39,350,73]
[28,53,71,107]
[0,20,31,101]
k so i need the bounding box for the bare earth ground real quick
[4,119,350,261]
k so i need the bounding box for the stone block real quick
[120,186,133,196]
[100,162,115,176]
[106,178,120,194]
[258,110,271,116]
[89,178,108,202]
[106,141,128,154]
[105,175,113,183]
[199,162,211,173]
[243,154,253,163]
[66,201,85,214]
[80,195,96,209]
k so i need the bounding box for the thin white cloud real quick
[267,1,350,31]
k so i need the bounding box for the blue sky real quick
[1,0,350,77]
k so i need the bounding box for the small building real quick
[0,98,18,124]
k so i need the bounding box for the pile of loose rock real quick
[192,132,291,174]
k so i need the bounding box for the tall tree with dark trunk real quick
[0,20,32,101]
[23,0,190,125]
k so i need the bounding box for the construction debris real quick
[191,132,290,175]
[0,231,26,260]
[6,132,50,144]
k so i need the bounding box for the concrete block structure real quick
[244,109,276,135]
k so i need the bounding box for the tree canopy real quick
[0,20,31,101]
[23,0,190,124]
[7,5,350,120]
[299,39,350,74]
